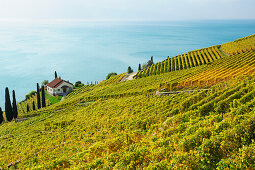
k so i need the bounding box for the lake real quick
[0,20,254,108]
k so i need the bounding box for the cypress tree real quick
[27,104,30,112]
[5,87,13,121]
[41,85,46,108]
[55,71,58,79]
[151,56,154,64]
[127,66,133,74]
[138,64,141,71]
[147,56,154,67]
[0,107,3,124]
[32,101,36,111]
[12,90,18,119]
[37,83,41,109]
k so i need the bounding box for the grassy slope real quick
[0,36,255,169]
[45,91,62,104]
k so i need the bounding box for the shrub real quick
[106,72,117,80]
[42,80,49,85]
[74,81,84,88]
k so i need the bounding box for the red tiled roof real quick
[47,78,73,88]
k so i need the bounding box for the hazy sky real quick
[0,0,254,21]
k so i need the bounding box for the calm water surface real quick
[0,20,254,107]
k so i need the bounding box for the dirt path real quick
[120,72,137,82]
[218,47,231,56]
[60,96,65,101]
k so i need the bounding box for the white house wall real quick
[47,86,54,95]
[55,82,73,94]
[47,82,73,96]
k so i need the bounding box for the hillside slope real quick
[0,35,255,169]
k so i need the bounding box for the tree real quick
[12,90,18,119]
[147,56,154,67]
[37,83,41,109]
[151,56,154,64]
[0,107,3,124]
[41,85,46,108]
[42,80,49,85]
[75,81,82,86]
[74,81,84,88]
[127,66,133,74]
[138,64,141,71]
[142,63,147,70]
[5,87,13,121]
[32,101,36,111]
[141,57,155,71]
[106,72,117,80]
[55,71,58,79]
[27,104,30,112]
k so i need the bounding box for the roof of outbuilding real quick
[47,78,73,88]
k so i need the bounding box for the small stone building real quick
[47,78,73,96]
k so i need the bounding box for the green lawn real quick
[45,91,63,104]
